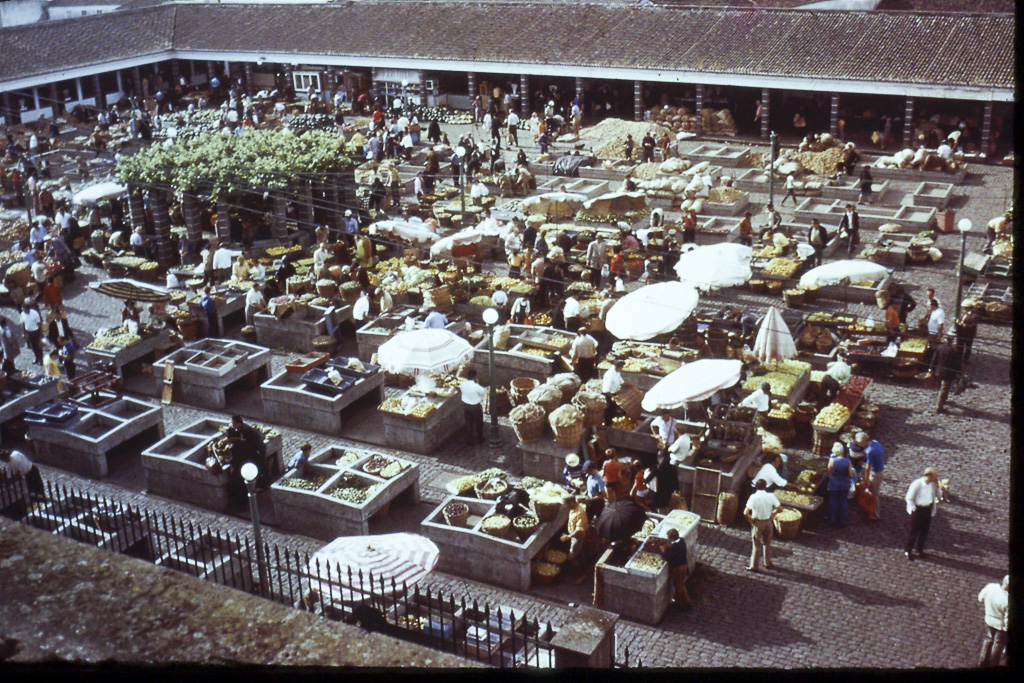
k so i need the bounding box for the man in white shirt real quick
[459,367,487,445]
[30,221,49,249]
[504,228,522,256]
[752,453,788,490]
[602,359,625,425]
[244,282,265,326]
[129,227,145,256]
[904,467,941,560]
[650,410,680,453]
[740,381,772,414]
[490,285,509,317]
[781,173,798,206]
[352,291,371,323]
[977,575,1009,667]
[563,296,580,331]
[509,296,531,325]
[313,242,331,279]
[469,178,489,204]
[819,352,852,404]
[19,303,43,364]
[926,299,945,339]
[699,173,713,199]
[936,141,952,159]
[743,479,781,571]
[569,327,598,381]
[506,110,520,147]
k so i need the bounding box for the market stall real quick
[810,375,873,455]
[253,301,353,353]
[141,417,283,512]
[151,338,272,409]
[471,324,576,390]
[27,393,165,478]
[271,446,420,539]
[798,259,892,305]
[597,340,700,392]
[0,374,59,445]
[260,356,385,434]
[83,325,172,380]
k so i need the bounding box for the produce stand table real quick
[593,510,700,625]
[740,361,811,407]
[676,408,759,501]
[379,388,462,454]
[472,324,573,389]
[421,494,568,592]
[28,394,165,478]
[536,176,610,200]
[25,490,153,556]
[141,417,283,513]
[810,375,872,455]
[0,374,59,445]
[599,341,699,392]
[963,281,1013,325]
[869,166,967,185]
[83,327,171,379]
[188,290,245,337]
[605,415,662,454]
[271,446,420,539]
[793,197,936,232]
[253,303,352,353]
[687,144,751,168]
[260,358,385,434]
[151,338,272,409]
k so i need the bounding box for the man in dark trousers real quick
[955,306,981,367]
[838,203,860,256]
[929,334,962,414]
[808,218,829,268]
[231,415,268,485]
[661,527,692,611]
[641,132,656,163]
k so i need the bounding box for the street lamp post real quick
[241,462,269,598]
[455,144,467,220]
[955,218,973,321]
[768,131,778,210]
[482,307,503,448]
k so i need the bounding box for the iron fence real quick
[0,475,559,668]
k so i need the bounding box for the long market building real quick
[0,1,1015,155]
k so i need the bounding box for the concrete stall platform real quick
[260,362,385,435]
[254,303,352,353]
[380,390,463,454]
[0,374,59,445]
[28,394,165,479]
[151,338,272,410]
[83,328,172,379]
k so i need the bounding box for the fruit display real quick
[397,614,430,631]
[476,477,509,498]
[544,548,568,565]
[0,219,30,242]
[742,372,797,397]
[88,325,142,350]
[812,403,851,429]
[513,514,539,531]
[266,245,303,258]
[279,474,328,491]
[775,507,803,523]
[518,347,553,358]
[626,551,666,574]
[379,461,407,479]
[762,258,801,278]
[665,509,701,534]
[534,561,561,578]
[610,415,637,431]
[775,489,818,508]
[767,402,795,420]
[806,312,858,325]
[480,514,511,533]
[110,255,148,268]
[333,450,363,468]
[361,454,393,475]
[444,501,468,517]
[763,359,811,377]
[898,338,927,355]
[532,313,552,326]
[843,376,871,395]
[848,320,886,334]
[379,397,437,418]
[632,518,656,540]
[445,467,508,496]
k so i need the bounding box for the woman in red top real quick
[41,277,62,311]
[630,458,653,509]
[682,210,698,244]
[609,246,625,280]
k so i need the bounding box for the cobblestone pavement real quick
[1,127,1012,669]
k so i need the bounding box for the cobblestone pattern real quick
[1,126,1011,669]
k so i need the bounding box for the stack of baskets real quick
[509,377,539,405]
[548,404,584,448]
[572,388,607,428]
[510,402,547,443]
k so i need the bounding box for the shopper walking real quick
[781,173,798,206]
[19,303,43,365]
[904,467,941,560]
[977,575,1009,667]
[826,442,854,526]
[852,431,884,520]
[743,479,780,571]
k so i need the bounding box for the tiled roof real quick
[0,2,1015,91]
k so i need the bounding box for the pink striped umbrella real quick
[307,533,440,603]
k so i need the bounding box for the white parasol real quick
[369,219,440,244]
[307,533,439,603]
[673,242,753,291]
[799,259,890,289]
[752,306,797,363]
[377,328,473,375]
[605,281,699,341]
[73,181,126,205]
[521,191,587,219]
[641,359,743,411]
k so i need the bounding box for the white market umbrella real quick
[605,281,699,341]
[377,328,473,376]
[369,219,440,244]
[307,533,439,603]
[521,191,587,218]
[673,243,753,291]
[753,306,797,363]
[73,181,126,205]
[641,359,743,411]
[90,278,171,303]
[799,259,890,289]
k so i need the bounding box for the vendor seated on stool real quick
[752,453,788,491]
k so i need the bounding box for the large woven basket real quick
[312,335,337,354]
[716,492,738,526]
[783,289,805,308]
[774,509,803,539]
[513,514,540,540]
[549,404,584,448]
[532,499,563,523]
[475,478,510,501]
[443,502,470,527]
[479,514,512,539]
[572,389,607,429]
[527,383,563,415]
[317,280,339,298]
[240,325,257,343]
[510,403,547,443]
[613,383,644,420]
[547,372,582,403]
[510,377,540,405]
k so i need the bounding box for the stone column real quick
[271,192,289,241]
[127,184,147,232]
[116,70,124,99]
[182,193,203,247]
[549,606,618,668]
[575,77,583,102]
[902,97,915,149]
[75,78,84,103]
[48,83,59,116]
[760,88,770,139]
[467,72,476,103]
[150,191,175,267]
[244,63,256,97]
[131,66,143,100]
[92,74,106,111]
[216,195,231,242]
[695,84,704,137]
[170,59,180,85]
[829,93,840,137]
[633,80,643,122]
[32,87,40,112]
[519,74,529,115]
[980,100,994,156]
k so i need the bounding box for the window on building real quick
[293,72,321,94]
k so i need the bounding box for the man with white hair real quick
[977,575,1009,667]
[904,467,941,560]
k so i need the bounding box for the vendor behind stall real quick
[752,453,788,491]
[651,410,682,458]
[562,454,586,493]
[570,327,598,382]
[740,382,772,415]
[601,360,625,425]
[820,352,852,404]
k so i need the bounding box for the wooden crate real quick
[690,467,723,523]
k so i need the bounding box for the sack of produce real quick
[548,404,584,448]
[493,324,511,351]
[527,383,563,415]
[546,372,582,403]
[572,388,608,428]
[716,491,738,526]
[510,402,547,443]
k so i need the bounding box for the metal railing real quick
[0,474,558,668]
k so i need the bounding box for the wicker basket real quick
[510,377,540,405]
[774,509,803,539]
[479,514,512,539]
[907,248,930,265]
[340,285,361,305]
[532,499,563,523]
[783,289,805,307]
[510,403,547,443]
[240,325,257,343]
[178,316,200,341]
[613,383,644,420]
[716,492,738,526]
[527,383,563,415]
[513,514,540,540]
[547,372,582,403]
[572,389,607,429]
[549,404,584,448]
[317,280,339,298]
[532,562,562,585]
[766,280,785,295]
[474,478,510,501]
[312,335,337,354]
[286,280,307,295]
[749,279,768,293]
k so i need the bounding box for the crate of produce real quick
[301,367,356,397]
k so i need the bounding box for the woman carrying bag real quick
[826,442,855,526]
